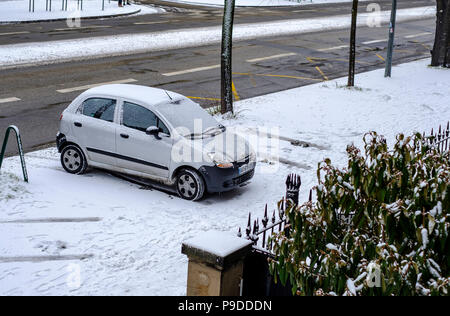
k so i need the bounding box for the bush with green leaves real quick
[270,132,449,296]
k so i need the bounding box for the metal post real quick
[220,0,236,114]
[385,0,397,77]
[102,0,105,11]
[0,126,29,183]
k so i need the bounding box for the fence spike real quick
[272,210,276,224]
[237,227,242,238]
[246,213,251,237]
[309,189,313,202]
[252,219,258,236]
[262,204,268,228]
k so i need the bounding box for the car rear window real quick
[82,98,116,122]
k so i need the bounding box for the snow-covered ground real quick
[0,0,161,23]
[164,0,369,8]
[0,58,449,295]
[0,5,435,68]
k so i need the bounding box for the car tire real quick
[176,168,205,201]
[60,144,88,175]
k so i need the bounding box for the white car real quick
[56,84,256,201]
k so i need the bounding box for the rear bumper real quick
[56,132,66,152]
[199,162,256,193]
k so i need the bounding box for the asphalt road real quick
[0,0,435,45]
[0,0,437,156]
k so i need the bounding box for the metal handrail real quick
[0,126,28,182]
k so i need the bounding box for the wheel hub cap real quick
[178,175,196,197]
[63,150,81,171]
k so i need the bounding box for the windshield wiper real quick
[202,125,225,135]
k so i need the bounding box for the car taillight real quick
[59,113,63,121]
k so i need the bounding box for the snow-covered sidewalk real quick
[0,5,436,68]
[165,0,369,8]
[0,58,449,295]
[0,0,160,23]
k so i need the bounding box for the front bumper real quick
[199,161,256,193]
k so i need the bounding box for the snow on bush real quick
[269,132,449,296]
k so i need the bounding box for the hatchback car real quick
[56,84,256,201]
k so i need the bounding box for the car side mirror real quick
[146,126,161,139]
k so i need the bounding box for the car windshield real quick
[157,98,223,137]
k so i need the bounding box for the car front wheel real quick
[176,169,205,201]
[60,145,87,175]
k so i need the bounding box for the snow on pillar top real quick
[181,231,253,270]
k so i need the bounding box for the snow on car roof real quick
[82,84,184,107]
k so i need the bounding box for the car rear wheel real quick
[176,169,205,201]
[61,145,87,175]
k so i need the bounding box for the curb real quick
[0,8,141,25]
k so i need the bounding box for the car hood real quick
[192,129,252,162]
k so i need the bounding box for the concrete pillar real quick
[181,231,253,296]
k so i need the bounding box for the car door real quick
[74,97,117,166]
[115,101,172,179]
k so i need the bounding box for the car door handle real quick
[120,133,129,139]
[74,122,82,127]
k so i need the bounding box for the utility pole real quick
[348,0,359,87]
[220,0,236,114]
[385,0,397,77]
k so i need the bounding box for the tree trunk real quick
[221,0,236,114]
[432,0,449,66]
[443,0,450,67]
[348,0,359,87]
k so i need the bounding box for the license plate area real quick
[239,163,251,175]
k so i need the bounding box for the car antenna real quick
[164,90,173,101]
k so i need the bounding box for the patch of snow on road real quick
[165,0,370,8]
[0,6,436,68]
[0,0,161,23]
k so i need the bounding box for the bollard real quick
[182,231,253,296]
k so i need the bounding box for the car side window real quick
[122,101,169,135]
[81,98,116,123]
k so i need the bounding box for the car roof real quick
[81,84,185,107]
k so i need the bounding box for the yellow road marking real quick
[187,96,221,101]
[233,72,322,81]
[376,54,385,61]
[231,81,240,101]
[307,56,370,65]
[411,40,430,50]
[315,66,329,81]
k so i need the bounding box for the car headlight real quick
[207,152,234,169]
